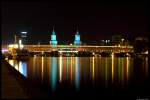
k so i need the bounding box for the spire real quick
[76,25,79,35]
[52,26,55,35]
[77,30,79,35]
[50,26,57,46]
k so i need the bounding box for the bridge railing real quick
[23,45,133,48]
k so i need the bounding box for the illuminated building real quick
[74,30,81,45]
[50,28,58,46]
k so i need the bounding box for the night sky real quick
[2,1,147,45]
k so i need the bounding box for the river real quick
[7,56,148,97]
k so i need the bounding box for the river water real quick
[7,56,148,97]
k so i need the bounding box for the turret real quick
[50,27,58,46]
[74,30,81,45]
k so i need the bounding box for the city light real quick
[13,44,18,48]
[144,50,148,54]
[58,51,78,53]
[93,52,95,55]
[8,44,14,48]
[20,44,24,48]
[19,39,22,45]
[21,32,27,34]
[121,38,124,42]
[2,49,9,53]
[2,2,148,98]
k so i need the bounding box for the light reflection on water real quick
[8,56,148,92]
[75,57,80,91]
[51,57,57,91]
[8,60,27,77]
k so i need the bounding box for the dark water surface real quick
[8,56,149,98]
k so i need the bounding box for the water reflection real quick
[8,56,148,92]
[145,57,148,78]
[75,57,80,91]
[59,56,62,82]
[8,60,27,77]
[92,57,95,82]
[19,62,27,77]
[41,57,44,83]
[111,55,114,83]
[51,57,57,91]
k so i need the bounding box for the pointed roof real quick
[76,26,79,35]
[52,26,55,35]
[76,30,79,35]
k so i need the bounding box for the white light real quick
[8,44,14,48]
[14,44,18,48]
[21,32,27,34]
[111,52,114,57]
[145,50,148,54]
[19,39,22,45]
[121,38,124,41]
[70,44,72,46]
[93,52,95,55]
[106,40,107,43]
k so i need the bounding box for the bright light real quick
[93,52,95,55]
[111,52,114,57]
[126,53,130,56]
[21,32,27,34]
[20,44,24,48]
[145,50,148,54]
[19,39,22,45]
[121,38,124,41]
[2,49,8,53]
[8,44,14,48]
[14,44,18,48]
[106,40,107,43]
[70,44,72,46]
[92,57,95,80]
[111,53,114,82]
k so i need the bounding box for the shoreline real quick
[1,60,48,98]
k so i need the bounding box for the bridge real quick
[20,45,133,53]
[6,29,134,55]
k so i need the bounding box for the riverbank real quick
[1,60,28,99]
[1,60,48,98]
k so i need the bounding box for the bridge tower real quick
[74,30,81,45]
[50,27,58,47]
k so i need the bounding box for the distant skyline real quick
[2,1,147,44]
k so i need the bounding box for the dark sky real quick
[2,1,147,44]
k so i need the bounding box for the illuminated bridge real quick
[21,45,133,53]
[6,29,134,54]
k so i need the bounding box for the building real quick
[50,28,58,46]
[74,30,81,45]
